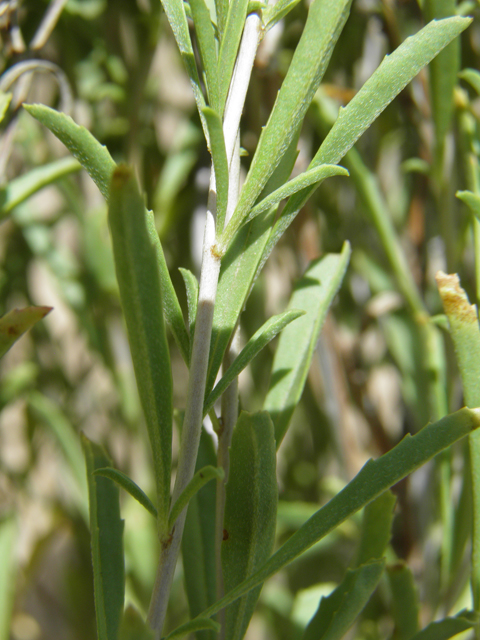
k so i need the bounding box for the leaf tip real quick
[435,271,478,325]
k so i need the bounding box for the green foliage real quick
[3,2,480,640]
[82,435,125,640]
[0,516,16,640]
[303,560,385,640]
[107,166,173,537]
[222,411,277,640]
[264,243,350,446]
[174,407,480,632]
[181,431,218,640]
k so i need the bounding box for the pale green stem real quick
[147,15,263,635]
[462,134,480,625]
[214,16,263,632]
[147,208,221,636]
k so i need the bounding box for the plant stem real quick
[223,13,263,164]
[147,208,221,636]
[147,15,263,635]
[213,17,263,625]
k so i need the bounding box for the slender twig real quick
[147,14,263,636]
[147,207,221,636]
[223,13,263,166]
[30,0,69,50]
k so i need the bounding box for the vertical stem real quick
[213,16,263,631]
[147,209,221,636]
[147,15,263,636]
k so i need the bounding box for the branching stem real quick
[147,14,263,637]
[147,209,220,636]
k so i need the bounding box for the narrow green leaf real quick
[28,391,88,515]
[214,0,227,39]
[203,107,229,232]
[181,407,480,626]
[157,0,207,122]
[356,491,396,566]
[436,272,480,408]
[165,617,220,640]
[182,431,218,640]
[316,17,471,168]
[435,271,480,609]
[263,16,472,259]
[0,306,52,359]
[0,157,80,218]
[108,165,173,536]
[94,468,157,519]
[82,434,125,640]
[387,563,420,640]
[423,0,459,149]
[264,243,351,447]
[169,465,224,531]
[217,0,250,113]
[459,67,480,95]
[204,308,304,415]
[0,515,16,640]
[457,189,480,220]
[23,104,116,200]
[409,610,479,640]
[205,129,302,399]
[246,164,348,223]
[190,0,219,110]
[263,0,302,29]
[206,209,277,397]
[145,209,190,365]
[303,560,385,640]
[222,411,277,640]
[0,91,11,124]
[23,105,188,360]
[179,267,199,351]
[220,0,352,249]
[118,605,154,640]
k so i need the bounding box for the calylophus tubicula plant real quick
[20,1,480,639]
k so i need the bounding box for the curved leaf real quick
[165,407,480,634]
[264,243,350,447]
[204,308,304,415]
[165,617,220,640]
[23,103,116,200]
[246,164,348,223]
[0,157,80,218]
[169,465,224,531]
[264,16,472,261]
[220,0,352,249]
[23,105,189,360]
[108,166,173,537]
[94,467,157,519]
[303,560,385,640]
[409,610,479,640]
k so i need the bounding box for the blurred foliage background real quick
[1,0,480,638]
